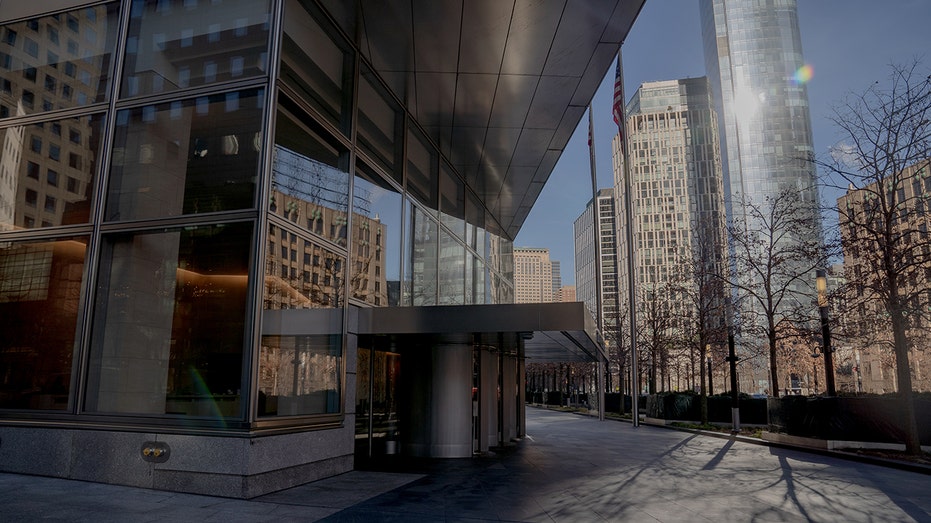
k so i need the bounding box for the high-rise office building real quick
[613,78,728,390]
[514,247,554,304]
[838,161,931,393]
[701,0,822,391]
[700,0,820,226]
[0,0,642,498]
[551,260,562,302]
[574,188,621,378]
[558,285,576,303]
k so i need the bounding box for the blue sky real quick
[515,0,931,286]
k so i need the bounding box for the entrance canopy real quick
[356,302,605,363]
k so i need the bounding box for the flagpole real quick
[615,46,639,428]
[587,105,605,422]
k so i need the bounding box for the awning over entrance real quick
[356,302,604,363]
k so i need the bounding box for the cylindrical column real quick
[403,342,473,457]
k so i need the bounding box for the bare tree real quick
[728,187,826,397]
[636,283,675,394]
[672,224,729,423]
[815,60,931,454]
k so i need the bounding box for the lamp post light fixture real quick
[816,269,837,396]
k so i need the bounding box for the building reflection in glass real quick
[0,113,103,231]
[0,236,88,410]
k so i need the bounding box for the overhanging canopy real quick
[322,0,646,238]
[357,302,605,363]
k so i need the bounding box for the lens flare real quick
[793,64,814,85]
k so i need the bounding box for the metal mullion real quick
[245,0,285,426]
[73,0,135,417]
[97,210,258,234]
[277,83,353,151]
[0,224,93,243]
[112,77,269,112]
[0,103,109,130]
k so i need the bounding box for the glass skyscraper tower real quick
[700,0,819,221]
[700,0,822,393]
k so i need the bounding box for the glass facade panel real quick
[406,126,437,210]
[465,191,484,254]
[85,223,251,417]
[0,4,119,117]
[258,334,340,416]
[272,100,349,246]
[1,113,103,231]
[357,66,400,183]
[260,224,343,417]
[409,203,437,306]
[352,161,402,306]
[280,0,352,134]
[0,236,88,410]
[439,161,465,240]
[121,0,270,98]
[437,228,464,305]
[470,255,485,305]
[106,88,264,222]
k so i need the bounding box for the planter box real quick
[767,396,931,445]
[645,393,767,424]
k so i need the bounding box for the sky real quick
[514,0,931,286]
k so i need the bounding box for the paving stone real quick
[1,408,929,522]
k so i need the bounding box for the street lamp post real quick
[725,332,740,433]
[816,269,837,396]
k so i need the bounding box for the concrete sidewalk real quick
[2,407,929,522]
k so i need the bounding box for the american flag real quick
[612,58,624,141]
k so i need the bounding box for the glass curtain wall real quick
[0,0,271,423]
[0,0,515,428]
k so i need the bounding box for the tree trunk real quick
[769,327,780,397]
[699,332,708,425]
[891,307,921,454]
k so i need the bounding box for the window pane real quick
[465,191,485,254]
[0,4,119,118]
[260,223,343,417]
[106,89,264,221]
[280,0,352,134]
[85,223,252,417]
[121,0,270,98]
[272,101,349,246]
[0,113,103,231]
[352,161,401,306]
[406,125,437,210]
[0,236,88,410]
[409,203,437,306]
[437,228,464,305]
[258,334,340,417]
[469,255,485,305]
[439,162,465,240]
[357,67,400,182]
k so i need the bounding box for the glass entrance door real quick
[355,344,401,462]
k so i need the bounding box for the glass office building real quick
[700,0,823,392]
[0,0,642,497]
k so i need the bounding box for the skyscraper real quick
[574,188,622,385]
[613,78,728,391]
[551,260,562,302]
[701,0,823,392]
[514,247,554,303]
[700,0,820,224]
